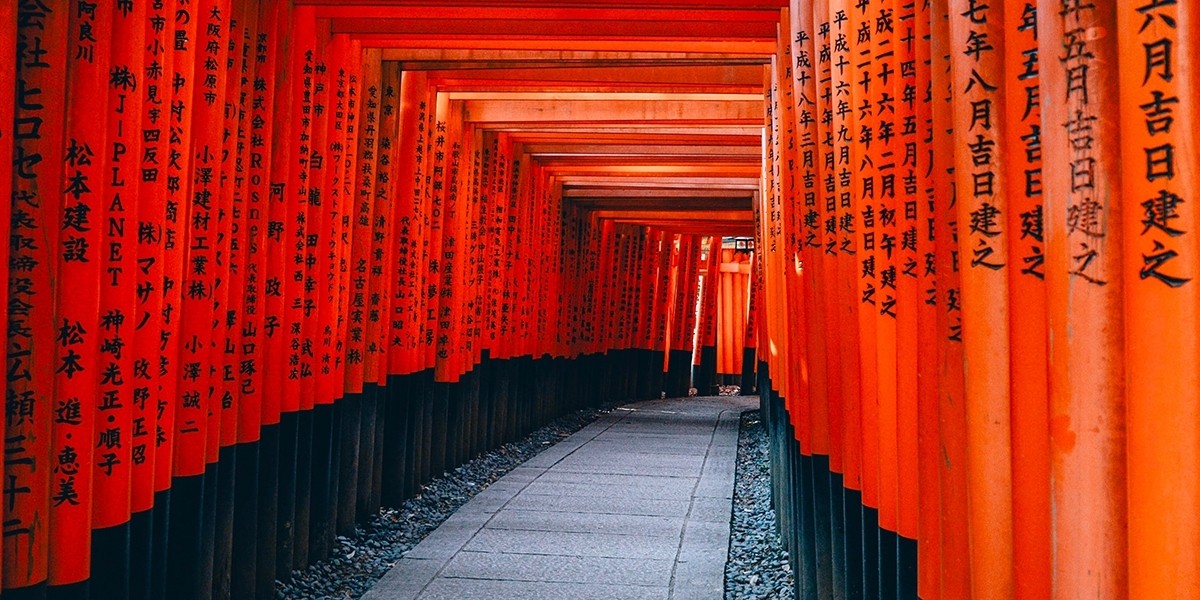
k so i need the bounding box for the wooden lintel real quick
[431,82,764,95]
[375,40,775,55]
[562,187,754,198]
[461,99,763,124]
[483,126,764,136]
[534,157,760,170]
[590,209,752,219]
[570,199,753,212]
[298,0,787,7]
[525,144,760,157]
[330,18,777,39]
[510,132,761,145]
[554,176,761,189]
[313,5,781,23]
[394,58,768,71]
[638,225,757,236]
[418,65,767,93]
[449,92,760,101]
[541,164,761,175]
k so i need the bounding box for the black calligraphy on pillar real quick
[240,14,273,409]
[1131,0,1189,287]
[898,0,920,299]
[135,0,172,485]
[795,27,821,254]
[1013,1,1044,280]
[854,1,878,307]
[1059,0,1106,285]
[9,1,67,567]
[960,0,1005,273]
[96,0,143,518]
[816,12,840,258]
[871,0,899,320]
[833,7,856,258]
[287,49,314,381]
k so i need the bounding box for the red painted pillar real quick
[948,0,1016,595]
[1039,1,1129,596]
[7,0,65,582]
[0,1,13,590]
[374,59,402,388]
[134,0,178,549]
[891,2,922,576]
[847,5,882,592]
[93,0,147,594]
[54,1,114,591]
[346,47,378,399]
[913,0,943,596]
[866,1,901,564]
[258,0,293,452]
[824,5,867,591]
[390,70,430,379]
[929,0,970,596]
[154,0,197,592]
[8,2,68,595]
[1001,2,1052,597]
[1120,0,1200,596]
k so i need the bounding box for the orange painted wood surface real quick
[948,0,1016,595]
[1040,2,1129,597]
[929,0,971,596]
[1003,2,1051,597]
[913,0,942,595]
[1121,0,1200,595]
[95,0,146,532]
[51,0,113,585]
[849,0,881,513]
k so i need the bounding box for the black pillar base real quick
[664,349,692,398]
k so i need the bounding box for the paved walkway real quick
[363,395,757,600]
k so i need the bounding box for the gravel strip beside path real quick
[725,409,795,599]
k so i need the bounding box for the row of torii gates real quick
[0,0,1196,599]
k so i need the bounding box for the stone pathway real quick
[363,395,757,600]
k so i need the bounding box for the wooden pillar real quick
[948,0,1016,596]
[0,16,12,589]
[1039,1,1128,596]
[92,1,148,596]
[999,2,1052,598]
[929,0,970,596]
[52,1,113,595]
[8,0,66,577]
[890,3,922,593]
[1119,0,1198,597]
[913,0,942,596]
[232,1,280,596]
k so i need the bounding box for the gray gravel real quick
[725,409,795,599]
[276,402,618,600]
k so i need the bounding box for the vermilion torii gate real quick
[2,1,1197,599]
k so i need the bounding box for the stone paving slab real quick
[580,440,716,456]
[463,528,680,560]
[532,470,699,486]
[554,454,706,470]
[441,552,676,586]
[485,509,685,537]
[517,479,698,500]
[363,395,757,600]
[413,578,669,600]
[551,463,702,478]
[503,493,693,517]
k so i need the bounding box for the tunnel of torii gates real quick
[0,0,1196,599]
